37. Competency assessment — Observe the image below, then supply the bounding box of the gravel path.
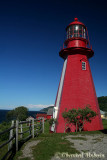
[18,140,41,160]
[51,134,107,160]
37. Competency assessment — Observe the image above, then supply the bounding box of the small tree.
[14,106,28,121]
[62,109,78,132]
[62,105,97,132]
[6,106,28,121]
[77,106,97,132]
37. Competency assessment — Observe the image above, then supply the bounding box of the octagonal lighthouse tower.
[51,18,103,133]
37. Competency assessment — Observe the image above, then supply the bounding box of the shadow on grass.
[1,144,16,160]
[101,129,107,134]
[1,136,32,160]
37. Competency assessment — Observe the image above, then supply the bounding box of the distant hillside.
[40,106,54,113]
[98,96,107,112]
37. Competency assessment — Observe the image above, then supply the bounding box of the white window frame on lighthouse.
[82,61,86,70]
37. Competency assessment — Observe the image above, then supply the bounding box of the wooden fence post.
[16,120,19,151]
[20,124,23,139]
[29,120,30,127]
[29,121,31,136]
[32,119,34,138]
[42,117,44,133]
[8,120,14,151]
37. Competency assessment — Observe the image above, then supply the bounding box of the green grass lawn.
[102,119,107,129]
[0,141,8,160]
[1,119,107,160]
[13,119,107,160]
[13,131,79,160]
[13,121,80,160]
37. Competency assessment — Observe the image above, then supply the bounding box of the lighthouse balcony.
[59,46,94,59]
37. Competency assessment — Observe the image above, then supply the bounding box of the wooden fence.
[0,118,44,158]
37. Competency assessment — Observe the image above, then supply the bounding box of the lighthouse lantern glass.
[67,25,86,39]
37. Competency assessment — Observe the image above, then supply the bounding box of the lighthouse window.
[74,25,79,37]
[74,25,79,30]
[66,25,86,39]
[83,28,86,38]
[82,62,86,70]
[75,25,79,30]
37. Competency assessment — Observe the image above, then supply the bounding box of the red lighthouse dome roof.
[66,18,86,29]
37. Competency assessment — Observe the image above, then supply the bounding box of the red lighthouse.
[51,18,103,133]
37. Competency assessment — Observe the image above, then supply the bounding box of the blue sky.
[0,0,107,111]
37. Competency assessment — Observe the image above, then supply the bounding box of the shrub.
[0,121,11,141]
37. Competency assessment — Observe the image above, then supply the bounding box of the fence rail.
[0,118,44,158]
[0,126,15,136]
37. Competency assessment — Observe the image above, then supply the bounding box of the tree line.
[98,96,107,112]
